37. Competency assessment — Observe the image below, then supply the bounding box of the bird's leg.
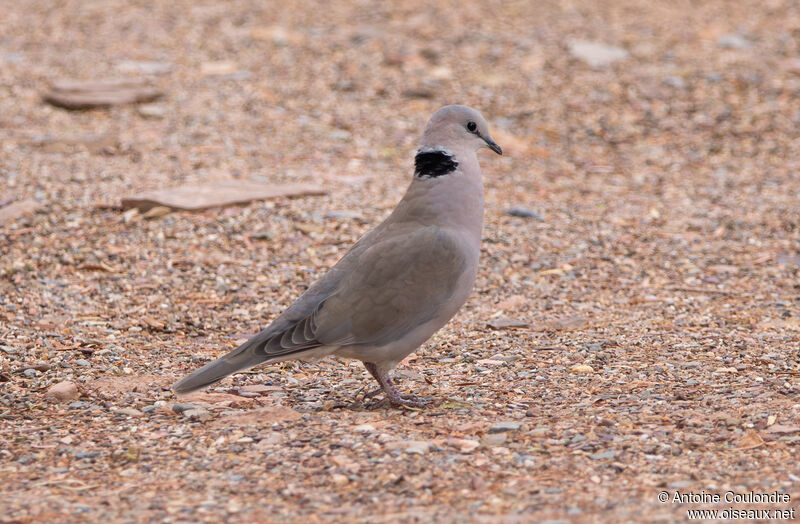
[363,362,426,408]
[362,387,383,399]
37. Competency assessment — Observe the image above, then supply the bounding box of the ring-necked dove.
[173,105,502,407]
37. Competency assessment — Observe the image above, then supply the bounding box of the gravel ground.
[1,0,799,522]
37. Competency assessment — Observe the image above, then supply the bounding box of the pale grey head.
[419,105,502,155]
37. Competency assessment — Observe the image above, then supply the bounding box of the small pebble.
[488,353,520,363]
[507,207,544,220]
[718,34,751,49]
[47,381,79,401]
[74,451,100,460]
[331,473,349,485]
[662,76,686,89]
[448,438,480,453]
[570,364,594,374]
[404,441,432,454]
[171,403,196,414]
[75,359,91,367]
[183,408,212,421]
[114,407,143,417]
[567,39,629,68]
[589,450,616,460]
[325,210,361,219]
[489,421,522,434]
[482,433,508,447]
[137,103,167,119]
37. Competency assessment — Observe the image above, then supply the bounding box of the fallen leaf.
[122,182,327,212]
[43,78,163,109]
[487,317,530,329]
[765,424,800,434]
[0,199,41,224]
[736,430,765,449]
[549,316,589,331]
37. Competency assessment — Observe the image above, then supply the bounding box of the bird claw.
[364,397,390,410]
[363,387,383,400]
[361,362,429,409]
[395,393,427,407]
[359,391,427,409]
[384,391,427,408]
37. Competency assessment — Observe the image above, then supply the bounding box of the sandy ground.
[1,0,799,522]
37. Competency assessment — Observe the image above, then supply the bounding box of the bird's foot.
[364,394,427,410]
[362,362,429,409]
[374,381,428,408]
[362,387,383,400]
[391,392,428,408]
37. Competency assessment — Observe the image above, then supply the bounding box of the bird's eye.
[466,121,477,133]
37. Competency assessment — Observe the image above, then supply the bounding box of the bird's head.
[420,105,502,156]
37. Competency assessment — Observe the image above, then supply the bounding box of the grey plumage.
[173,105,502,406]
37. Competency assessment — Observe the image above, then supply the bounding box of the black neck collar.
[414,149,458,179]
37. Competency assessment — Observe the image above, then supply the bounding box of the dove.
[173,105,502,406]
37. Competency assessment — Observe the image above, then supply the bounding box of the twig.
[666,286,738,296]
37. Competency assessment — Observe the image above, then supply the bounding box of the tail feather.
[172,333,272,395]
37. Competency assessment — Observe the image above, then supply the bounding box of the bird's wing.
[310,225,470,348]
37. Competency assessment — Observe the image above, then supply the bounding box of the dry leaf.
[765,424,800,434]
[0,199,41,224]
[570,364,595,374]
[550,316,590,331]
[736,430,765,449]
[487,317,530,329]
[122,182,327,212]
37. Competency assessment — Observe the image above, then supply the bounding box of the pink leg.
[363,362,427,408]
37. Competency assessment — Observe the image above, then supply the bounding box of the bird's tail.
[172,332,272,395]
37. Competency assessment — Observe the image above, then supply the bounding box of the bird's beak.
[484,136,502,155]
